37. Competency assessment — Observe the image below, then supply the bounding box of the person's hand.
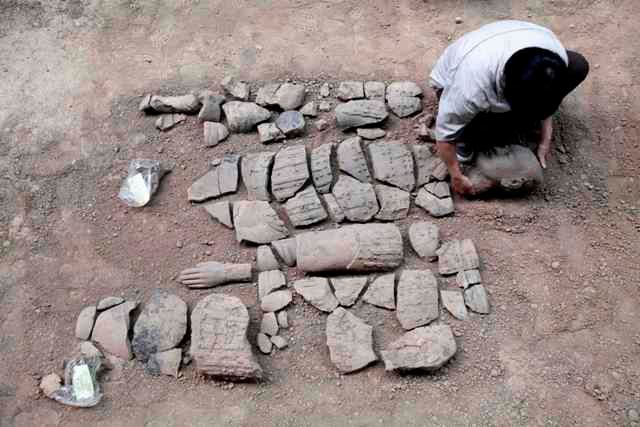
[537,137,551,169]
[451,173,475,195]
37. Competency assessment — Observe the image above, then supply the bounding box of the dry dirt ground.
[1,1,640,426]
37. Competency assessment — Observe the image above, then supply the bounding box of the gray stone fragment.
[293,277,339,312]
[415,187,454,217]
[318,101,332,112]
[357,128,386,140]
[79,341,103,358]
[456,269,481,289]
[274,83,306,110]
[132,289,188,362]
[221,76,249,101]
[441,290,468,320]
[191,294,262,379]
[203,201,233,228]
[323,193,345,223]
[425,181,451,199]
[277,311,288,329]
[386,81,422,98]
[437,239,480,275]
[319,83,331,98]
[143,94,201,113]
[270,335,288,349]
[464,285,490,314]
[337,136,371,182]
[332,276,368,307]
[197,90,225,122]
[222,101,271,133]
[257,122,285,144]
[432,158,449,181]
[257,245,280,272]
[374,185,410,221]
[261,290,293,312]
[272,238,297,267]
[241,152,275,201]
[233,201,289,244]
[40,373,62,399]
[408,221,439,260]
[258,270,286,299]
[256,83,281,107]
[412,145,439,187]
[363,273,395,309]
[381,324,456,371]
[260,312,279,336]
[364,81,386,99]
[367,141,415,191]
[337,81,364,100]
[188,154,240,202]
[91,301,138,360]
[146,348,181,377]
[97,296,124,311]
[315,119,330,131]
[284,186,328,227]
[155,113,187,131]
[257,333,272,354]
[203,122,229,147]
[300,102,318,117]
[396,270,439,330]
[387,96,422,118]
[335,100,388,129]
[75,306,97,340]
[332,175,379,222]
[310,143,335,193]
[276,111,306,137]
[326,308,377,373]
[271,145,309,201]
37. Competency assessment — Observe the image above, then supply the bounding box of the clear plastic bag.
[50,356,103,407]
[118,159,169,207]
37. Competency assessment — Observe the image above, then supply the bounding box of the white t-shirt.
[430,20,568,142]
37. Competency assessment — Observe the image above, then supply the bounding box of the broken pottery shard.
[256,83,281,106]
[155,113,187,131]
[197,90,225,122]
[203,201,233,228]
[425,181,451,199]
[319,83,331,97]
[415,187,454,217]
[284,186,327,227]
[396,270,439,330]
[293,277,339,313]
[241,152,275,201]
[222,101,271,133]
[367,141,415,191]
[326,308,377,373]
[203,122,229,147]
[335,100,388,129]
[411,145,438,187]
[178,262,252,289]
[258,270,286,299]
[432,158,449,181]
[332,174,379,222]
[272,238,297,267]
[49,357,103,407]
[257,333,272,354]
[437,239,480,275]
[260,312,279,336]
[221,76,249,101]
[277,311,288,329]
[441,290,468,320]
[387,96,422,118]
[257,245,280,272]
[363,273,395,309]
[132,289,187,362]
[310,143,335,193]
[408,221,439,260]
[79,341,102,358]
[381,324,456,372]
[318,101,332,112]
[142,94,200,113]
[364,81,386,100]
[271,145,310,201]
[187,154,240,202]
[258,122,285,144]
[97,296,124,311]
[190,294,262,380]
[274,83,306,110]
[337,136,371,182]
[296,224,403,273]
[275,111,306,137]
[464,285,490,314]
[270,335,288,349]
[357,127,386,140]
[386,81,423,98]
[374,185,410,221]
[300,102,318,117]
[456,269,481,289]
[337,81,364,101]
[261,290,292,312]
[146,348,181,377]
[91,301,138,360]
[75,306,97,340]
[233,201,289,244]
[331,276,368,307]
[118,159,169,207]
[323,193,345,223]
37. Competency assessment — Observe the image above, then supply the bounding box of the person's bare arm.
[537,117,553,169]
[436,141,474,195]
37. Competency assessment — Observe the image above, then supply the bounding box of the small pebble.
[455,17,463,24]
[176,241,183,249]
[628,409,639,421]
[551,261,560,270]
